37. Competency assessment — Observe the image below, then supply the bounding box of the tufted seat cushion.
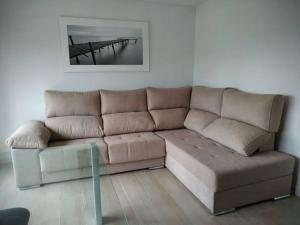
[104,132,166,164]
[156,129,294,192]
[40,138,108,173]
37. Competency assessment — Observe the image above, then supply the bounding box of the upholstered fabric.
[202,118,271,156]
[150,108,189,130]
[100,89,154,135]
[213,175,292,214]
[6,121,51,149]
[190,86,225,115]
[147,87,191,110]
[11,149,42,188]
[41,158,165,184]
[46,116,103,140]
[102,112,155,136]
[156,129,294,192]
[45,90,100,118]
[166,154,292,214]
[221,89,285,132]
[100,89,147,115]
[48,138,109,165]
[40,138,108,172]
[104,132,165,164]
[184,109,219,134]
[259,133,275,152]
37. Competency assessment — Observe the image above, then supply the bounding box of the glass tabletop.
[60,143,128,225]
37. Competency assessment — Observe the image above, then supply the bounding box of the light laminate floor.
[1,164,300,225]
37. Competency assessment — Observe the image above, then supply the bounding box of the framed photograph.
[59,17,149,72]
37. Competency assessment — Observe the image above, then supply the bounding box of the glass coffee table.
[65,143,128,225]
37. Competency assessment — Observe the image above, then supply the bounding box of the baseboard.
[0,150,12,164]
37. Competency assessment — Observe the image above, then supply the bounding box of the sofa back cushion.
[184,86,225,134]
[44,90,103,140]
[101,89,155,135]
[46,116,103,140]
[202,118,271,156]
[101,89,147,114]
[184,109,219,134]
[103,112,155,136]
[190,86,225,115]
[147,87,191,130]
[45,90,101,117]
[147,87,191,110]
[221,89,284,132]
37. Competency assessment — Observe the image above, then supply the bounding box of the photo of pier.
[67,25,143,65]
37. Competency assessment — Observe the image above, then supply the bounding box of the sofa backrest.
[44,90,103,140]
[184,86,225,134]
[100,89,155,136]
[200,89,285,155]
[221,89,284,132]
[147,87,191,130]
[43,86,285,155]
[45,90,101,117]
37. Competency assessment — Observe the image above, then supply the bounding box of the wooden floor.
[1,164,300,225]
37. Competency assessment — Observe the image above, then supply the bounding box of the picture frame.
[59,17,149,72]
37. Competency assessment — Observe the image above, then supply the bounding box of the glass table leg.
[91,143,102,225]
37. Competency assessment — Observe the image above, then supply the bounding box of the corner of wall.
[192,4,200,86]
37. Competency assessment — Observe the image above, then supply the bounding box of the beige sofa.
[6,86,295,215]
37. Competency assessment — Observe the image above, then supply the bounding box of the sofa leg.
[273,194,290,201]
[19,184,41,190]
[214,208,236,216]
[148,165,164,170]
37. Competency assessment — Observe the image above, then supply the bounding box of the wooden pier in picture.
[69,36,138,65]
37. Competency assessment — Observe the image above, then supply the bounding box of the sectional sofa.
[6,86,295,215]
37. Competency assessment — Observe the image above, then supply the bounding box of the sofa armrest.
[6,121,51,149]
[11,148,42,188]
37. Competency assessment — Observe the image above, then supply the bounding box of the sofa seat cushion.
[40,138,108,173]
[156,129,294,192]
[46,116,104,140]
[202,118,271,156]
[184,109,219,134]
[104,132,166,164]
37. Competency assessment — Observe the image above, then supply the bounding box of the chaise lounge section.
[6,86,295,215]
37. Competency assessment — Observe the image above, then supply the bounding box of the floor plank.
[1,164,300,225]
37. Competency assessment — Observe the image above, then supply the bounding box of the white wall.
[0,0,195,163]
[194,0,300,195]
